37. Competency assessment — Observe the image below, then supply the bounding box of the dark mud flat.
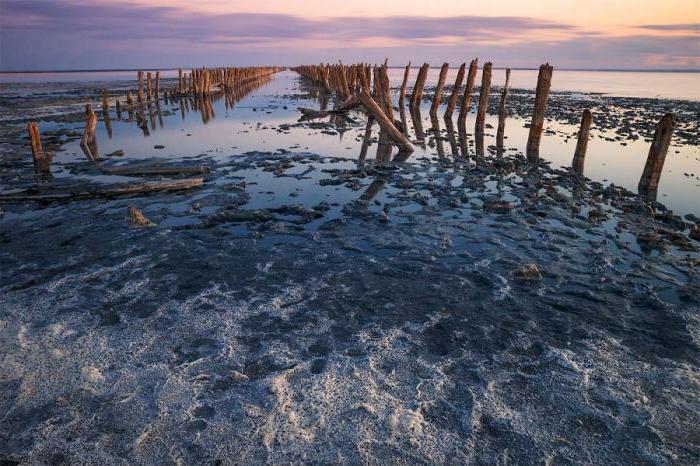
[1,73,700,465]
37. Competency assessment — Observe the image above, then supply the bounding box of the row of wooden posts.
[293,61,674,198]
[27,67,283,173]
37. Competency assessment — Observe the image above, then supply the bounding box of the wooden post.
[102,90,109,113]
[638,113,675,195]
[526,63,554,161]
[28,122,52,174]
[359,90,413,153]
[410,63,429,109]
[379,66,394,122]
[147,72,152,100]
[137,71,144,102]
[178,68,183,93]
[445,62,466,119]
[80,105,99,160]
[155,71,160,99]
[458,59,478,125]
[126,91,133,106]
[399,62,411,105]
[430,62,449,115]
[496,68,511,147]
[572,109,592,175]
[475,62,492,133]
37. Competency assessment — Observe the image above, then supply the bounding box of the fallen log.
[0,178,204,204]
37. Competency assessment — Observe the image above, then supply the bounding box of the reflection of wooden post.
[638,113,674,195]
[526,63,554,161]
[496,68,511,148]
[458,59,478,125]
[359,90,413,153]
[399,62,411,104]
[28,122,52,174]
[137,71,144,102]
[475,62,492,133]
[430,63,449,115]
[572,109,592,175]
[445,62,465,118]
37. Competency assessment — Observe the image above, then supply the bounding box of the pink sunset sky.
[0,0,698,70]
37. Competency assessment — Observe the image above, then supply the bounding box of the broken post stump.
[430,62,449,115]
[638,113,675,196]
[526,63,554,161]
[572,109,592,175]
[475,62,492,133]
[27,122,52,174]
[359,90,414,154]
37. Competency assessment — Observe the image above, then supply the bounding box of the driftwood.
[359,90,413,153]
[638,113,675,196]
[102,165,211,176]
[0,178,205,204]
[526,63,554,161]
[572,109,592,174]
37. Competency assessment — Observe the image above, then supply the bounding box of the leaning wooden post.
[28,122,52,174]
[359,90,414,153]
[445,62,466,119]
[638,113,675,196]
[496,68,511,146]
[458,58,478,125]
[137,71,144,102]
[155,71,160,99]
[526,63,554,161]
[572,109,592,175]
[379,65,394,122]
[475,62,492,133]
[399,62,411,105]
[430,62,449,115]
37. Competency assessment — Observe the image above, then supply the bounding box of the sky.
[0,0,698,71]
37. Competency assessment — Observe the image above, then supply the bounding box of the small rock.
[515,264,542,281]
[154,145,165,149]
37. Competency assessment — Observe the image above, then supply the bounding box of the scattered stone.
[515,264,542,281]
[126,206,156,227]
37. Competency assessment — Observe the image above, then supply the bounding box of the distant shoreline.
[0,67,698,74]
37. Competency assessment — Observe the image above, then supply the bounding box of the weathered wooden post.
[430,63,449,115]
[445,62,466,119]
[638,113,675,196]
[146,72,153,100]
[410,63,429,109]
[458,59,478,125]
[475,62,492,134]
[379,65,394,122]
[115,99,122,119]
[178,68,183,93]
[102,90,112,138]
[155,71,160,99]
[399,62,411,105]
[572,109,592,175]
[27,122,52,174]
[526,63,554,161]
[80,104,99,160]
[137,71,144,102]
[496,68,511,148]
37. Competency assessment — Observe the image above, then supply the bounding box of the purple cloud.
[0,0,698,70]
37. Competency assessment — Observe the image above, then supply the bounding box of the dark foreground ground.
[1,73,699,464]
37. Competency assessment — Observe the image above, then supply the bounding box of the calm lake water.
[2,68,699,100]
